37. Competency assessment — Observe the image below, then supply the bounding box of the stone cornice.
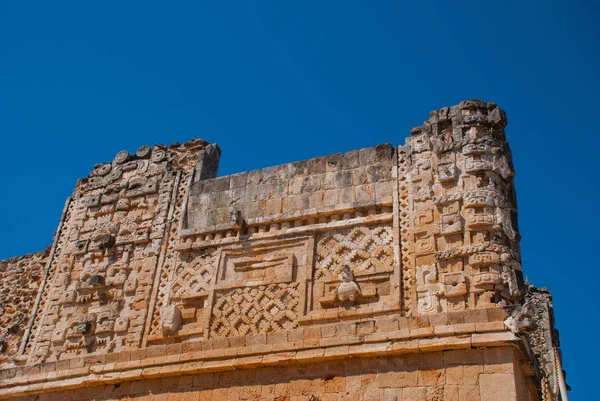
[0,312,516,400]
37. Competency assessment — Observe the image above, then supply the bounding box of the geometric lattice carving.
[169,251,216,300]
[210,283,299,337]
[0,101,560,401]
[146,169,196,341]
[315,224,394,280]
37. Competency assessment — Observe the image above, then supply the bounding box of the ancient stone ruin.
[0,100,568,400]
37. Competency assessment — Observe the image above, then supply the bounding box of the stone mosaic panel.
[210,283,300,337]
[0,100,562,401]
[313,222,395,312]
[315,224,394,280]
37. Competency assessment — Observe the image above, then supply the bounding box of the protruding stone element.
[96,163,111,176]
[87,275,105,287]
[416,264,443,314]
[229,210,243,228]
[76,321,92,335]
[151,147,166,162]
[115,150,130,164]
[195,143,221,181]
[335,265,361,303]
[0,101,566,401]
[98,234,114,249]
[136,145,151,158]
[160,305,181,332]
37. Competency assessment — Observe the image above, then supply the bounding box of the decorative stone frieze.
[0,100,567,401]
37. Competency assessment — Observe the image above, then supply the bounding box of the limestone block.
[479,373,516,401]
[0,101,559,401]
[160,306,181,332]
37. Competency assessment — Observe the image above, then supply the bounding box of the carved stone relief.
[404,100,523,314]
[314,223,394,312]
[335,266,361,303]
[315,224,394,280]
[23,140,211,362]
[147,235,313,342]
[2,100,529,369]
[211,283,300,337]
[0,101,561,401]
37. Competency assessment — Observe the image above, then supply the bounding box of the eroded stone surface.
[0,251,47,364]
[0,101,566,400]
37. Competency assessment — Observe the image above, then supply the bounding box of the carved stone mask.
[339,266,353,282]
[76,321,92,335]
[88,275,105,287]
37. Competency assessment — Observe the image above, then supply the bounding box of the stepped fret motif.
[0,101,565,401]
[210,283,299,337]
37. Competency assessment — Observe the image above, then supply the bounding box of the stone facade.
[0,100,567,400]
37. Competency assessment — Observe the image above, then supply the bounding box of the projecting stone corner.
[0,100,567,401]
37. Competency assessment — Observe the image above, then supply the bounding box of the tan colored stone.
[419,336,471,352]
[418,368,445,386]
[445,384,459,401]
[446,365,464,384]
[324,376,345,393]
[464,309,489,324]
[454,323,476,334]
[459,385,481,401]
[471,332,517,347]
[0,101,558,401]
[483,348,514,374]
[409,327,434,338]
[479,373,516,401]
[463,365,483,385]
[402,386,427,401]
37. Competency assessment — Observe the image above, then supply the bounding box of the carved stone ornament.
[151,147,166,162]
[0,102,567,401]
[136,145,151,158]
[335,265,361,303]
[115,150,130,164]
[160,305,182,332]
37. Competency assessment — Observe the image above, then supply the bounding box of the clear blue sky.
[1,1,597,398]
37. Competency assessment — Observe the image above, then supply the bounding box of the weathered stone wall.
[0,251,48,363]
[0,100,566,400]
[2,347,534,401]
[185,144,394,235]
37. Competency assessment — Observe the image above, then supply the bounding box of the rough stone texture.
[0,251,48,364]
[184,144,394,235]
[0,101,567,400]
[0,349,532,401]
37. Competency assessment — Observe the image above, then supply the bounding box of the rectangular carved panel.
[312,222,395,315]
[217,246,295,289]
[210,283,299,337]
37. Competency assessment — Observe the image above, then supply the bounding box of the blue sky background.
[1,1,597,398]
